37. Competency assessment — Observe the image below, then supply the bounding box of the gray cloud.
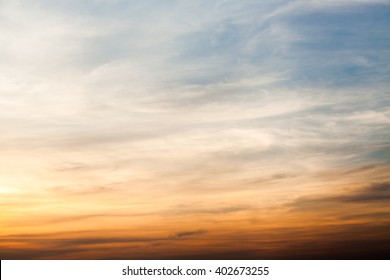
[342,182,390,202]
[290,182,390,211]
[1,229,208,249]
[339,211,390,221]
[169,204,252,216]
[173,230,208,238]
[0,247,87,260]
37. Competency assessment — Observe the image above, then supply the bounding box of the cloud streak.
[290,182,390,212]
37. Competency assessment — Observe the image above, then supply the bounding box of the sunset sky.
[1,0,390,259]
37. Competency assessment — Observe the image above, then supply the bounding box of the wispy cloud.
[0,0,389,259]
[289,182,390,212]
[173,230,207,238]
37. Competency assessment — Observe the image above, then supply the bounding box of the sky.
[0,0,390,259]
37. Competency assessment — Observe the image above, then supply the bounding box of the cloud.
[290,182,390,211]
[0,247,87,260]
[339,211,390,221]
[169,204,252,216]
[342,182,390,202]
[1,0,389,260]
[173,230,207,238]
[1,229,208,246]
[0,0,388,201]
